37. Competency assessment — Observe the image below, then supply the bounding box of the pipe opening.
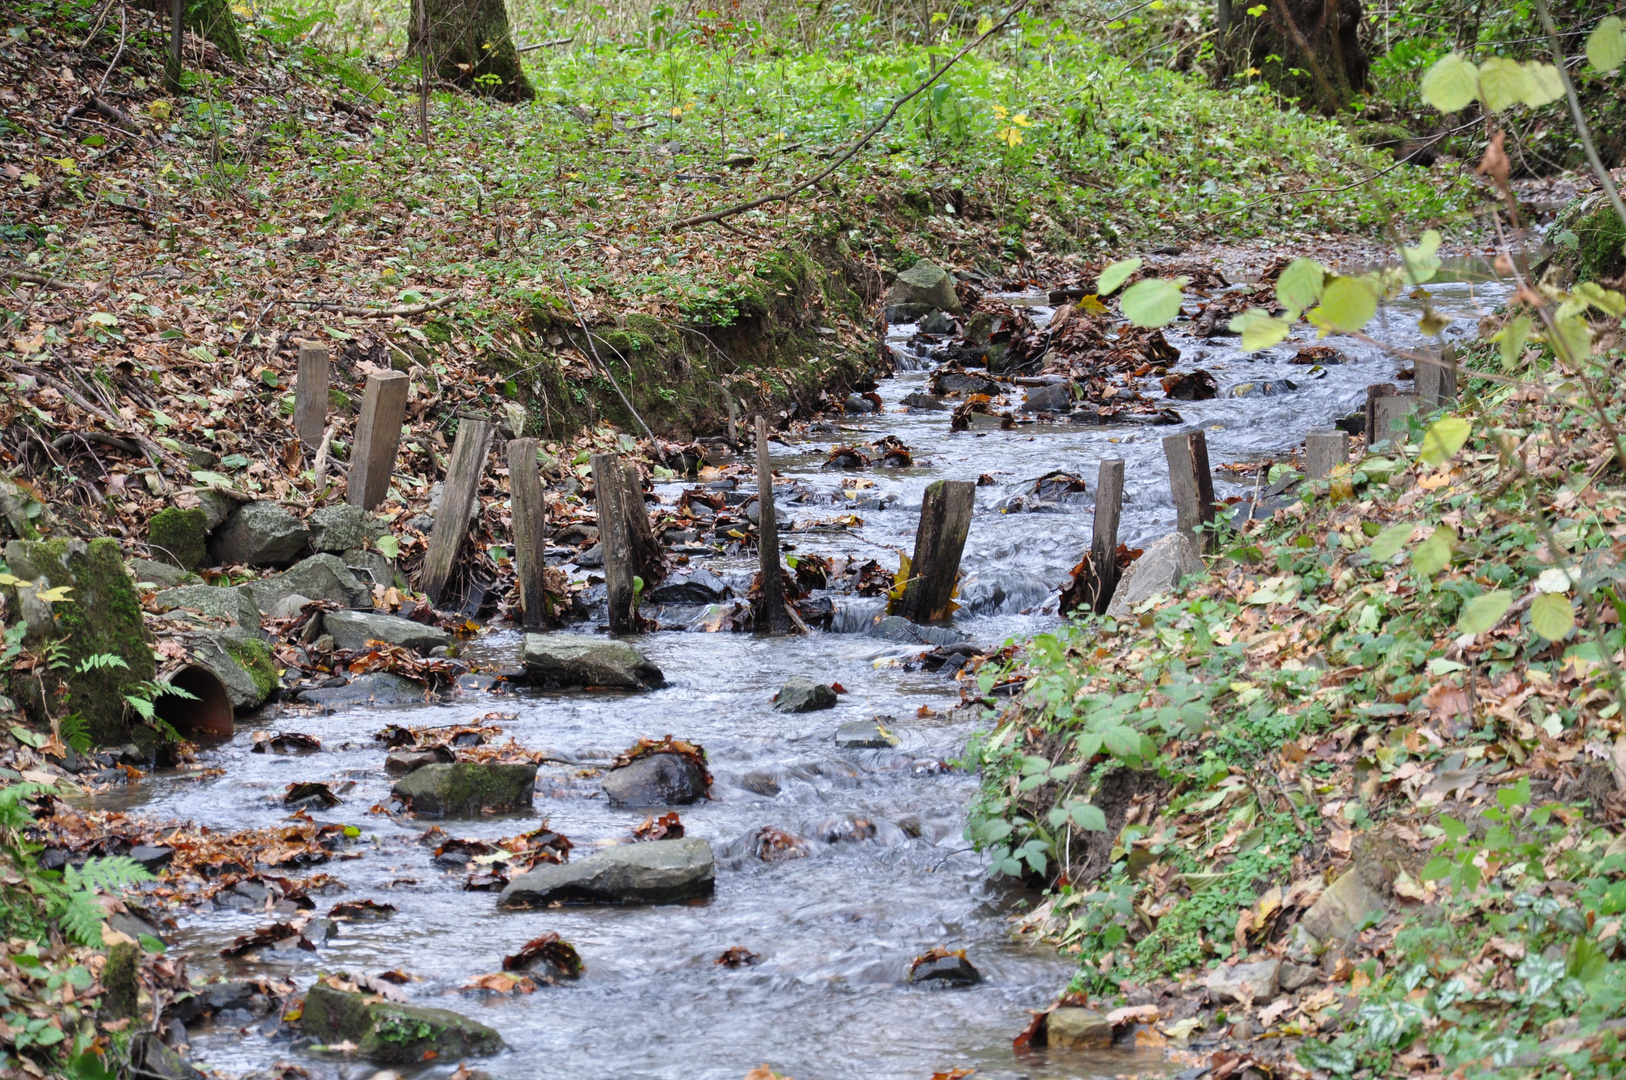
[155,665,234,737]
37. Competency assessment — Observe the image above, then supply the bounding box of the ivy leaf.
[1530,593,1576,641]
[1457,589,1513,636]
[1419,415,1471,467]
[1420,52,1480,112]
[1228,308,1292,351]
[1368,522,1413,563]
[1096,257,1142,297]
[1309,276,1378,333]
[1119,277,1185,328]
[1275,258,1326,313]
[1588,16,1625,73]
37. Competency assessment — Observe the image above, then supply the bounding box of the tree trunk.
[1252,0,1368,114]
[408,0,534,103]
[145,0,245,65]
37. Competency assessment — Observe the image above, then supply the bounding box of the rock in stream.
[498,836,714,907]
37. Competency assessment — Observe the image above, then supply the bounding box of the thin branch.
[278,295,459,317]
[559,284,661,452]
[661,0,1031,232]
[1535,0,1626,231]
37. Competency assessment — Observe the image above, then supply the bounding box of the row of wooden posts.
[291,340,1457,632]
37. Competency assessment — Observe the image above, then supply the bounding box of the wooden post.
[1364,383,1397,446]
[1373,394,1419,446]
[294,341,329,452]
[1416,345,1458,407]
[1162,429,1216,550]
[508,438,550,629]
[1089,458,1125,615]
[896,479,976,624]
[347,370,410,511]
[1306,430,1350,480]
[727,396,739,446]
[590,453,636,634]
[754,416,793,636]
[419,419,495,606]
[622,463,666,587]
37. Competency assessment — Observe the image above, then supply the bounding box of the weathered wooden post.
[508,438,549,629]
[1306,430,1350,480]
[1364,383,1397,446]
[419,418,495,606]
[1415,345,1458,407]
[294,341,329,453]
[1162,429,1217,550]
[347,370,410,511]
[1372,394,1419,447]
[622,463,666,588]
[727,396,740,446]
[896,479,976,623]
[1089,458,1125,614]
[590,453,637,634]
[754,416,793,635]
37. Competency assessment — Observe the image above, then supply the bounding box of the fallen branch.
[661,0,1031,232]
[517,37,573,52]
[280,295,459,317]
[1,267,82,290]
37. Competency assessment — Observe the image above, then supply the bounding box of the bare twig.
[278,295,459,317]
[516,37,573,52]
[662,0,1031,232]
[1,268,83,290]
[95,4,128,96]
[559,284,660,452]
[1535,0,1626,230]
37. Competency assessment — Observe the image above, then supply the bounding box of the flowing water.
[97,268,1507,1080]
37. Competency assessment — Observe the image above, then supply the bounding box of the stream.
[95,265,1507,1080]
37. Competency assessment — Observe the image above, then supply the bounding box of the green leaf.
[1499,314,1532,369]
[1520,61,1564,107]
[1096,257,1141,296]
[1275,258,1326,313]
[1549,313,1592,362]
[1457,589,1513,635]
[1441,816,1469,841]
[1103,725,1143,760]
[1419,415,1471,467]
[1530,592,1576,641]
[1309,276,1378,333]
[10,724,45,749]
[1476,55,1530,112]
[1070,801,1108,831]
[1368,522,1413,563]
[1573,282,1626,318]
[374,534,401,559]
[1401,230,1442,284]
[190,470,236,488]
[1411,526,1455,576]
[1119,277,1184,328]
[1420,52,1480,112]
[1228,308,1292,351]
[1421,855,1457,881]
[1588,16,1626,72]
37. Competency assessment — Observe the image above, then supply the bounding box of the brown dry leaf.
[1257,996,1294,1028]
[742,1068,793,1080]
[463,972,536,994]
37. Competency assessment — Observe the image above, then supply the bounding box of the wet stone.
[910,953,982,986]
[1047,1006,1113,1049]
[866,615,969,647]
[772,677,837,713]
[602,753,709,807]
[323,610,450,653]
[391,762,538,817]
[385,748,452,775]
[300,983,504,1064]
[900,392,950,412]
[299,672,428,707]
[646,568,728,604]
[128,845,174,872]
[498,836,715,907]
[835,718,901,749]
[1022,382,1073,413]
[738,771,781,797]
[521,632,665,690]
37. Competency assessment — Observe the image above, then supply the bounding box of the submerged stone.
[601,753,709,806]
[772,677,837,713]
[1046,1006,1112,1049]
[498,836,715,907]
[391,762,537,816]
[520,632,664,689]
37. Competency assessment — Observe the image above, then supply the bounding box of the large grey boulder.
[323,610,449,653]
[498,837,714,907]
[772,677,836,713]
[246,554,371,611]
[209,502,310,567]
[153,584,262,631]
[601,753,708,806]
[300,983,503,1064]
[190,628,277,711]
[1105,533,1204,617]
[884,261,964,322]
[307,504,369,554]
[392,762,537,816]
[521,633,664,689]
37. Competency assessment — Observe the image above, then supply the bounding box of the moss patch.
[390,762,537,816]
[4,538,155,746]
[148,506,208,571]
[220,635,277,701]
[1575,202,1626,282]
[300,983,504,1064]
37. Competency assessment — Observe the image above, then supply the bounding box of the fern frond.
[60,891,107,947]
[65,856,154,894]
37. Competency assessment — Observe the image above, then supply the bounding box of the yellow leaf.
[35,586,74,602]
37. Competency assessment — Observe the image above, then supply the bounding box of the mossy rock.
[300,983,504,1064]
[148,506,208,571]
[4,538,155,746]
[1540,194,1626,284]
[390,762,537,816]
[421,320,454,345]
